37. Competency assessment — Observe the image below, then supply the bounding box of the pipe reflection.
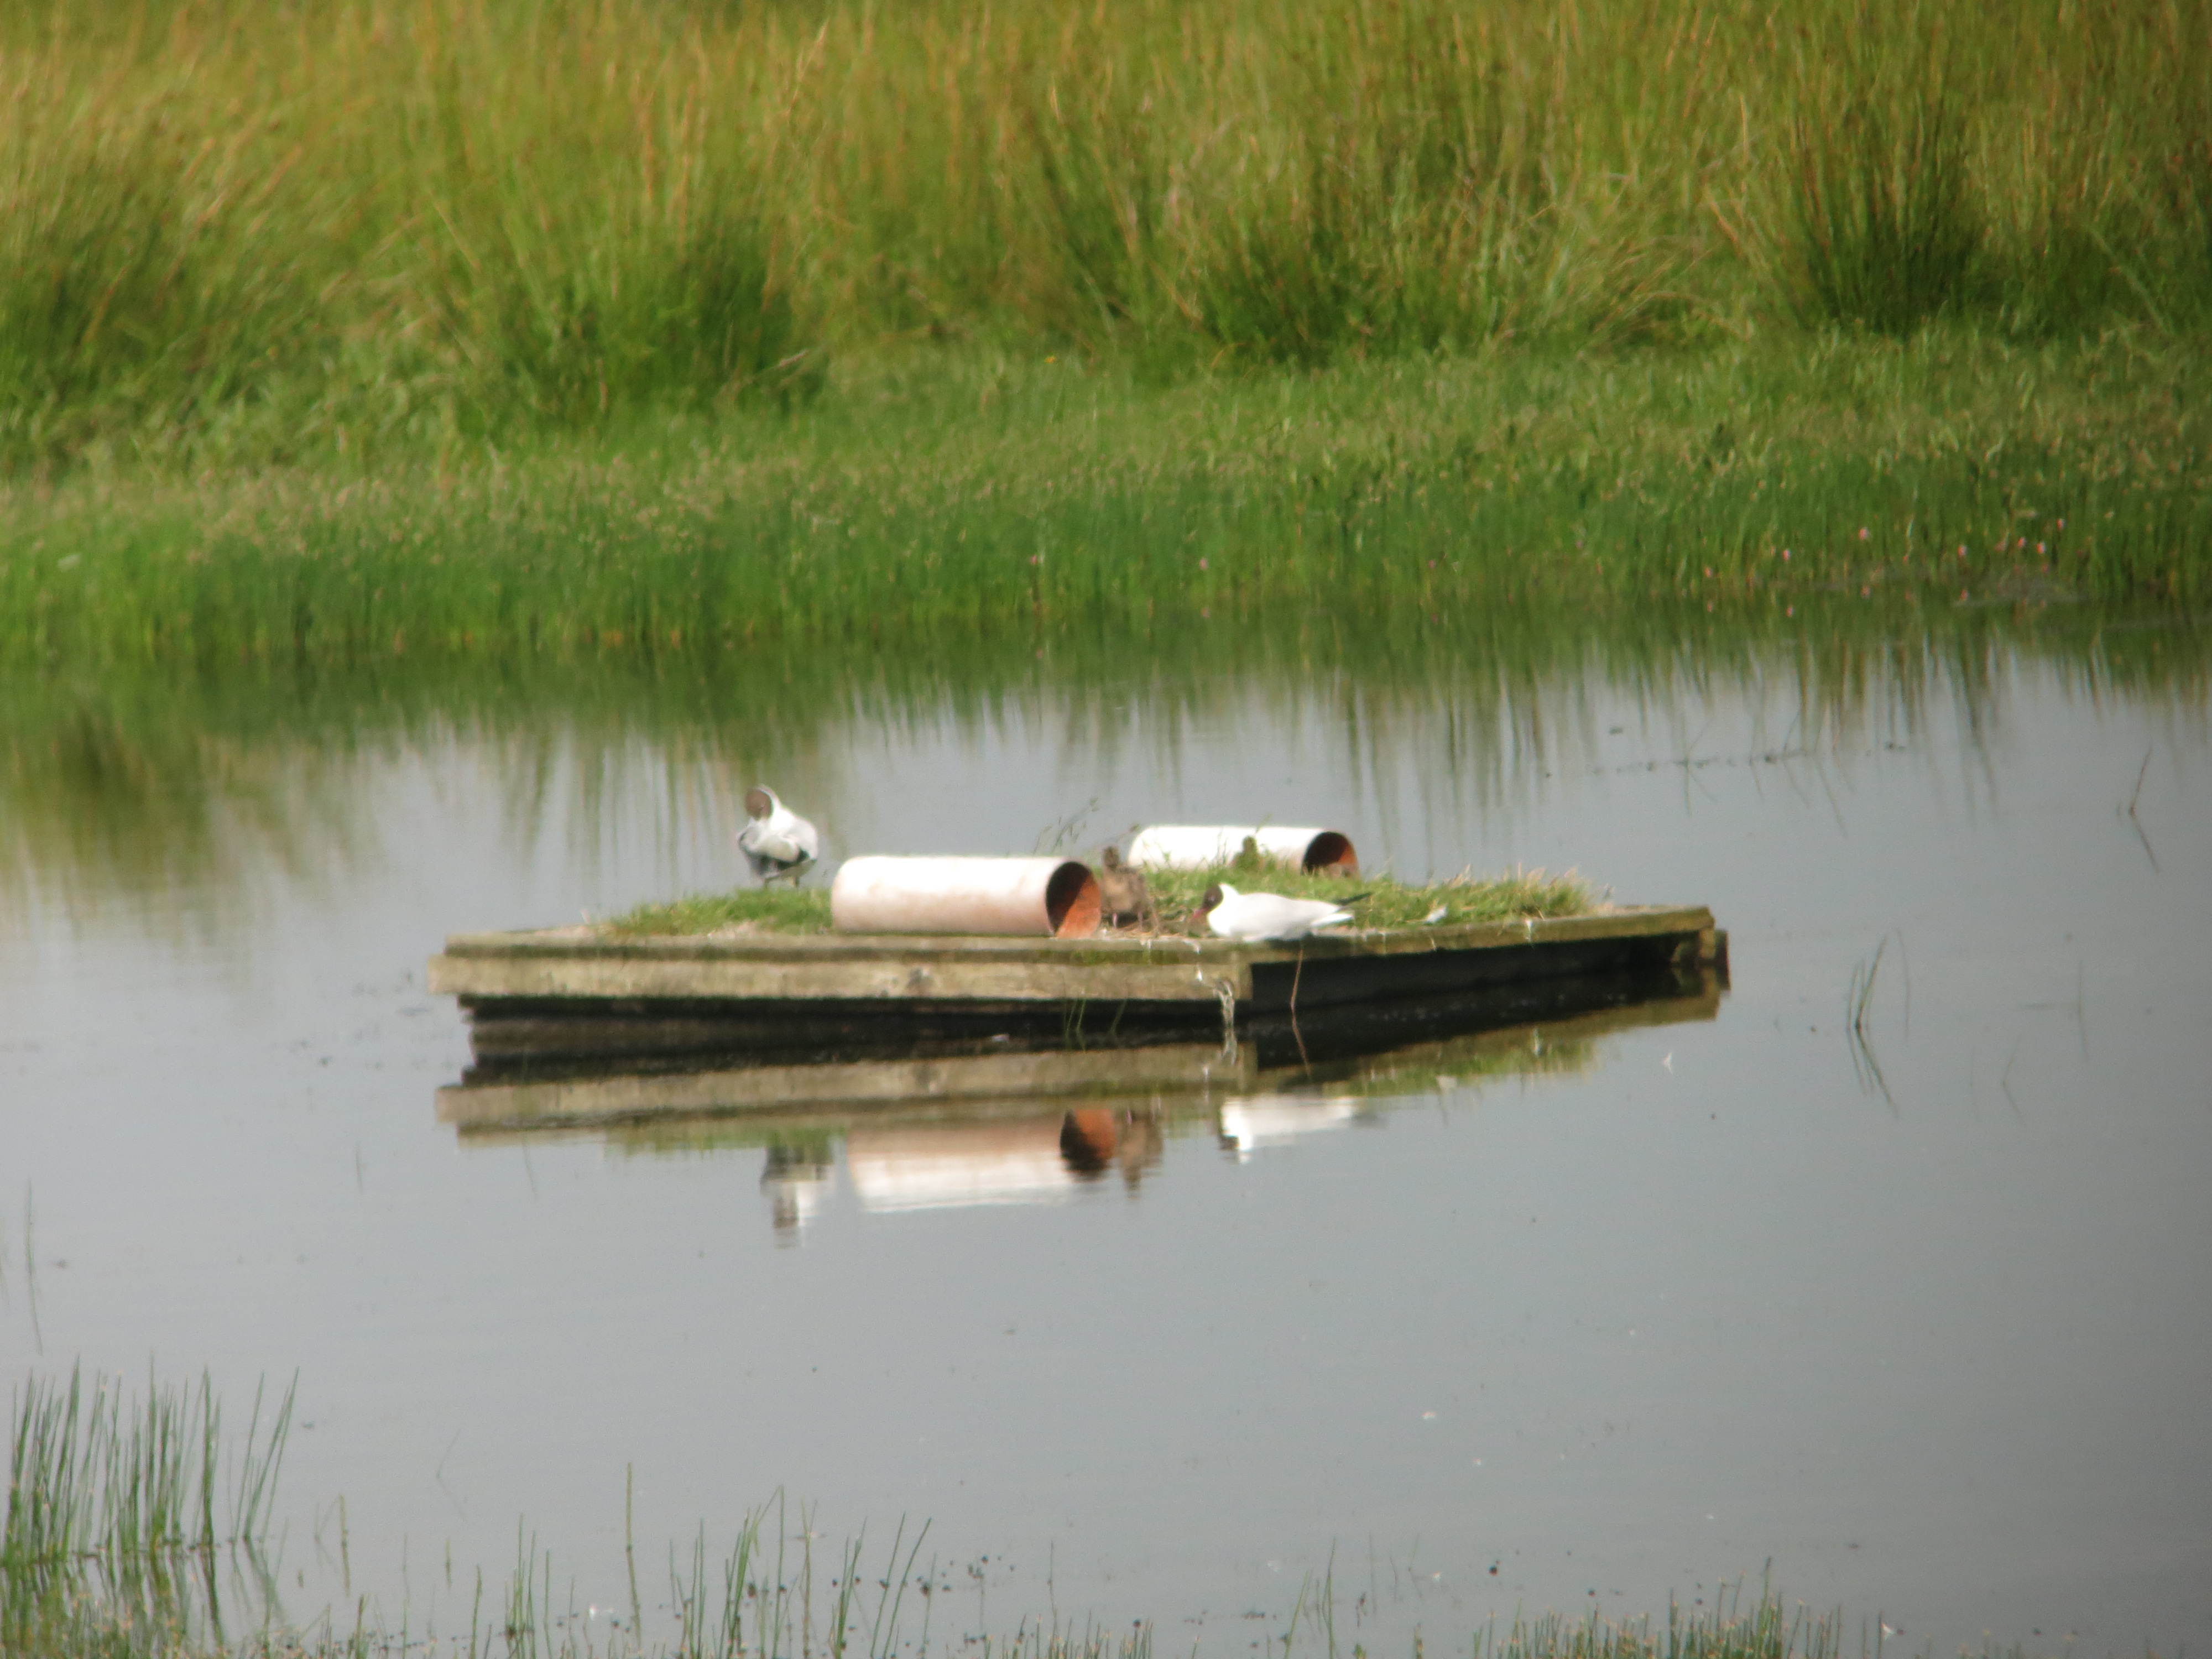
[441,971,1721,1239]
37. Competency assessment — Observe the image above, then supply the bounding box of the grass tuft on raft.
[604,867,1594,938]
[607,888,834,937]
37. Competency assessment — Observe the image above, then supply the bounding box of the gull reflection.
[1217,1094,1367,1160]
[760,1142,835,1241]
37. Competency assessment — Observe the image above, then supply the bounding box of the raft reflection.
[438,969,1720,1240]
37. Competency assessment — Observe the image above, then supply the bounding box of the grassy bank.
[2,332,2207,670]
[3,0,2210,472]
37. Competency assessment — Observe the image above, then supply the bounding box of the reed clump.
[0,0,2208,470]
[2,1367,293,1656]
[3,1373,1866,1659]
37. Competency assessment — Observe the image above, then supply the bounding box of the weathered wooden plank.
[430,907,1722,1073]
[436,904,1709,963]
[429,950,1246,1004]
[437,969,1723,1138]
[437,1041,1230,1131]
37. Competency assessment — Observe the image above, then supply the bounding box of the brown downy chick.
[1097,845,1155,929]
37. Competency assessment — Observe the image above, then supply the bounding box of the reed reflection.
[7,603,2202,944]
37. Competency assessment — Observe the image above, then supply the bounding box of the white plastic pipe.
[1124,825,1359,876]
[830,855,1102,937]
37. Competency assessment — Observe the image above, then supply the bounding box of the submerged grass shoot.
[3,1367,294,1656]
[4,1370,1885,1659]
[3,1366,293,1572]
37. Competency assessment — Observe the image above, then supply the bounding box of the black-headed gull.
[738,786,820,885]
[1196,883,1355,941]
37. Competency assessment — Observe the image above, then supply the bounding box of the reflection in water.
[442,975,1719,1237]
[1216,1095,1367,1160]
[760,1142,835,1241]
[4,604,2204,944]
[845,1110,1162,1213]
[8,604,2210,1657]
[760,1110,1166,1235]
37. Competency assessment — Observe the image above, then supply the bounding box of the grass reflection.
[2,601,2205,938]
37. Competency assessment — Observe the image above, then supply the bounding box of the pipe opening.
[1302,832,1359,875]
[1046,860,1102,937]
[1059,1109,1120,1176]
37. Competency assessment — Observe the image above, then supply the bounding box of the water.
[3,609,2209,1657]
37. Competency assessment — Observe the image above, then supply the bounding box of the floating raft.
[429,904,1725,1065]
[437,971,1723,1139]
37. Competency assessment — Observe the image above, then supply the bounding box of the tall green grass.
[0,0,2208,468]
[3,1367,293,1655]
[4,1368,293,1571]
[2,333,2205,671]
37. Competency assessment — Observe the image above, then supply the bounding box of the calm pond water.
[3,607,2209,1657]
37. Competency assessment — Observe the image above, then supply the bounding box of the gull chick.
[738,786,820,886]
[1196,883,1356,942]
[1097,846,1155,928]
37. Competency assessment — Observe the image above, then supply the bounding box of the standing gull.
[738,786,820,886]
[1194,883,1357,942]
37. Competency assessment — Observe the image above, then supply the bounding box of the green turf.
[603,864,1593,938]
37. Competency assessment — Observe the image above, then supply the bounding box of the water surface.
[3,608,2208,1656]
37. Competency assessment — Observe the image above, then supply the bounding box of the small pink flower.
[1858,527,1871,541]
[1781,549,1791,561]
[2036,542,2046,555]
[1197,557,1208,570]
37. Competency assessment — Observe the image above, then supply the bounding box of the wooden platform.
[429,904,1724,1064]
[437,971,1724,1139]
